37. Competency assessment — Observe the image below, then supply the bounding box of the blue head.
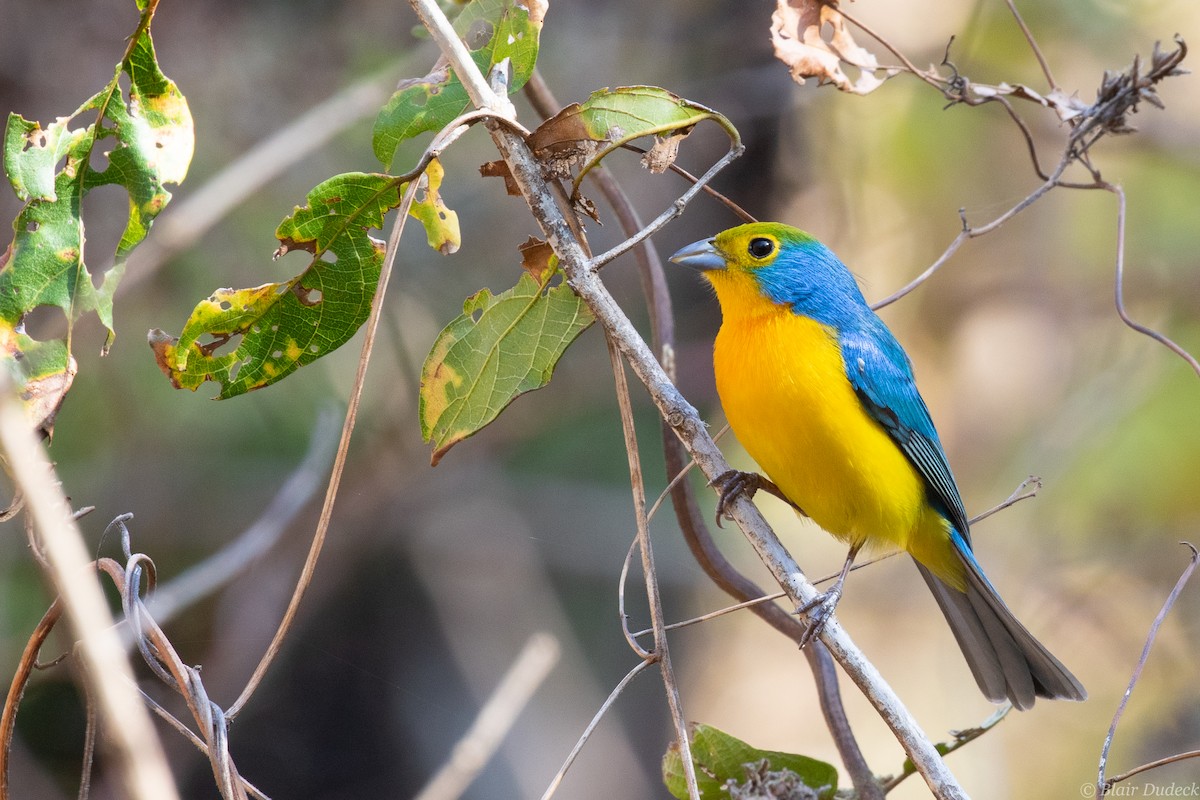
[670,222,871,328]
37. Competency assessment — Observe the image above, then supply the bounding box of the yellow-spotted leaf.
[373,0,545,168]
[150,173,402,398]
[420,269,593,465]
[1,3,192,434]
[662,724,837,800]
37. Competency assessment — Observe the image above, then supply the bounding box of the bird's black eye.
[748,237,775,259]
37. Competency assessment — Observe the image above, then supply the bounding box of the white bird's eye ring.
[748,238,774,259]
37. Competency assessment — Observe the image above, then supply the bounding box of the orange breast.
[713,305,960,583]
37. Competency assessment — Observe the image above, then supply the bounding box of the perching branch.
[408,1,968,796]
[524,70,881,800]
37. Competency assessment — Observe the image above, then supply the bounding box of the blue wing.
[839,316,972,540]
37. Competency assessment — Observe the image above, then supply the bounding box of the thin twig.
[990,95,1050,180]
[1102,182,1200,378]
[882,705,1013,792]
[226,166,416,720]
[617,539,654,660]
[1004,0,1058,90]
[968,476,1041,525]
[413,633,561,800]
[605,333,700,800]
[0,602,62,800]
[630,592,786,639]
[1099,542,1200,796]
[872,156,1069,310]
[0,380,179,800]
[589,145,744,270]
[224,105,490,719]
[78,681,97,800]
[539,660,655,800]
[618,143,755,224]
[1103,749,1200,790]
[836,6,945,94]
[633,476,1042,637]
[644,426,733,524]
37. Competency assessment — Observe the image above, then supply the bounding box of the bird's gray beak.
[669,238,727,271]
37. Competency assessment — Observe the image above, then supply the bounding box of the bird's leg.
[710,470,806,527]
[796,541,863,648]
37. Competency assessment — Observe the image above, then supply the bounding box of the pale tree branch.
[0,378,179,800]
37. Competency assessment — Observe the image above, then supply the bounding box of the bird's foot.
[710,470,804,527]
[710,470,760,527]
[795,587,843,648]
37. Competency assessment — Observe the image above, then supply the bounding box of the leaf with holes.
[0,6,193,434]
[662,723,837,799]
[150,173,402,398]
[373,0,545,168]
[527,86,738,192]
[420,268,593,465]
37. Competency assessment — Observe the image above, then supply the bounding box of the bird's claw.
[709,470,763,528]
[796,587,843,648]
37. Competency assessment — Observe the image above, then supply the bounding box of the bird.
[670,221,1085,710]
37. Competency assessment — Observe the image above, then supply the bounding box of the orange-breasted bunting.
[671,222,1085,710]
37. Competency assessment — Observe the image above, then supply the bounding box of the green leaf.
[150,173,403,398]
[662,724,838,800]
[528,86,739,191]
[1,7,193,434]
[373,0,544,167]
[419,268,593,465]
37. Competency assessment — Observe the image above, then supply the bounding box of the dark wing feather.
[838,319,972,538]
[839,314,1086,707]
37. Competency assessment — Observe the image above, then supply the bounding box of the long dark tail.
[915,535,1086,710]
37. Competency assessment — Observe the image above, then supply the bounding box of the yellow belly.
[714,308,956,578]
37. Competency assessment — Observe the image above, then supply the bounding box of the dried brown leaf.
[480,160,522,196]
[641,132,687,174]
[770,0,895,95]
[518,236,556,284]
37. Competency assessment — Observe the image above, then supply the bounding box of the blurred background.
[2,0,1199,798]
